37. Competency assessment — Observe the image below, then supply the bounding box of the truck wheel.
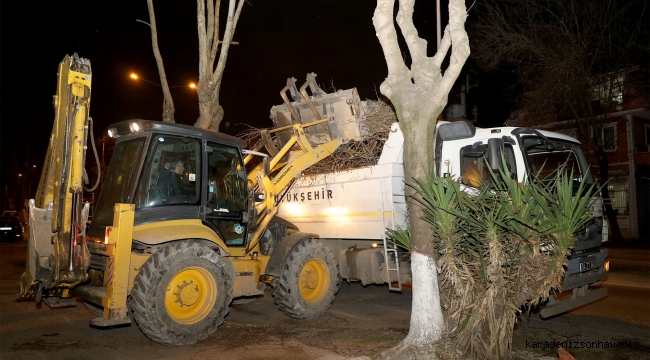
[272,239,340,319]
[130,242,233,345]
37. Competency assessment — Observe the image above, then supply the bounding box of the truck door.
[205,142,248,246]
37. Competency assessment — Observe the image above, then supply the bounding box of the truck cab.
[435,121,609,316]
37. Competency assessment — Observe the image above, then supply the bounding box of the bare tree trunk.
[194,0,244,131]
[373,0,470,353]
[143,0,244,128]
[145,0,175,123]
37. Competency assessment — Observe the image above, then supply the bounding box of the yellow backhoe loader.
[19,55,362,345]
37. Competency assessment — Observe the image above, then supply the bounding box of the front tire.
[272,239,340,319]
[130,242,233,345]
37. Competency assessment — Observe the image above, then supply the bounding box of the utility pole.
[436,0,441,49]
[102,133,106,168]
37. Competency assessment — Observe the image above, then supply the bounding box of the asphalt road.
[1,241,648,360]
[568,244,650,327]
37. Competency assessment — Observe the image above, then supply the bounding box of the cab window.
[134,135,201,208]
[93,138,145,227]
[523,138,591,195]
[460,143,517,187]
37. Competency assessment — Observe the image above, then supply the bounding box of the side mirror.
[487,138,504,171]
[437,121,476,141]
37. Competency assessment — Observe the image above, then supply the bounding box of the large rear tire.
[130,242,233,345]
[272,239,340,319]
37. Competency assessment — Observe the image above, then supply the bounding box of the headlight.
[108,127,119,138]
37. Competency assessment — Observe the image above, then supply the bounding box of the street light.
[129,73,162,87]
[129,72,196,89]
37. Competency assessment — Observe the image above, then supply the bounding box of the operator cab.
[87,120,250,247]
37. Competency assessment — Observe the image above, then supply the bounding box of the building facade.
[507,79,650,240]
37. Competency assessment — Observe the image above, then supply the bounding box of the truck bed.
[277,123,408,240]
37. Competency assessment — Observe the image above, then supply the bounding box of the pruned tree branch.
[135,19,151,27]
[194,0,246,131]
[432,27,450,68]
[145,0,175,123]
[209,0,245,86]
[209,1,221,71]
[373,0,410,99]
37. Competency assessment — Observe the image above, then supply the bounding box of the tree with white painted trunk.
[372,0,470,352]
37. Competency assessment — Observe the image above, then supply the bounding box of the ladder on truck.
[380,176,402,291]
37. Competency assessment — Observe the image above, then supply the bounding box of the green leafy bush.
[387,160,596,359]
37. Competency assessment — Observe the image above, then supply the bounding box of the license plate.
[580,260,595,272]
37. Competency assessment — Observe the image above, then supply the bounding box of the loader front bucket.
[269,73,367,148]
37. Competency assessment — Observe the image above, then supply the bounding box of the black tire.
[83,301,104,317]
[272,239,341,319]
[130,242,233,345]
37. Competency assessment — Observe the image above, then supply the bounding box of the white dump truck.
[272,84,609,318]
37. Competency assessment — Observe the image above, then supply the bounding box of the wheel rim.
[299,258,330,304]
[165,266,216,324]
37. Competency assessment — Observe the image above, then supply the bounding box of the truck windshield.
[522,137,594,194]
[92,137,146,228]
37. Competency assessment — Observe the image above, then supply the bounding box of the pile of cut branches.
[302,99,397,175]
[238,99,397,175]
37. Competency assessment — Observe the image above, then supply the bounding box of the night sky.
[1,1,511,201]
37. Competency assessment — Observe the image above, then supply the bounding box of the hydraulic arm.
[19,54,93,303]
[243,119,341,252]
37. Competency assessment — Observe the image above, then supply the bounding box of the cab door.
[205,142,248,246]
